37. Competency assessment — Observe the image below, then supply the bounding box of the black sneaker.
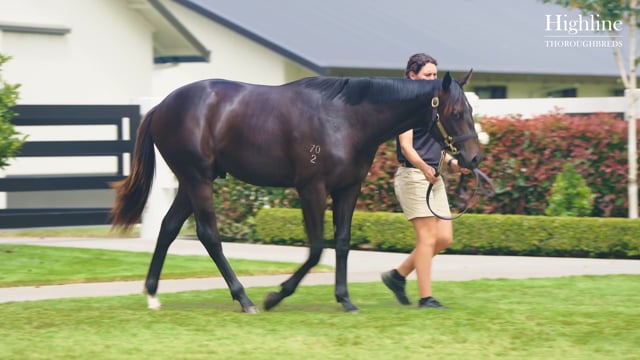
[381,270,411,305]
[418,296,449,309]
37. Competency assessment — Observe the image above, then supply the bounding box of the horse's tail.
[110,107,157,232]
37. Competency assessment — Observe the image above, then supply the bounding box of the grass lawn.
[1,229,638,358]
[0,244,332,287]
[1,275,638,359]
[0,225,142,238]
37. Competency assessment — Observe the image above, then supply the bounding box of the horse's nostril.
[470,155,480,169]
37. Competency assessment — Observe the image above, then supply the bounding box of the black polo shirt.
[396,124,442,168]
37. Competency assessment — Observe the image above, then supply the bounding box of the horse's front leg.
[263,183,327,311]
[331,184,361,313]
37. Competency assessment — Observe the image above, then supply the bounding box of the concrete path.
[1,237,639,304]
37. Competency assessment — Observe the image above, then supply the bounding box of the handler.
[381,53,469,309]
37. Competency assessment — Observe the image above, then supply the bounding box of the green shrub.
[254,208,640,259]
[0,54,25,168]
[545,162,594,217]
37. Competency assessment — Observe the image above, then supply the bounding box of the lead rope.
[426,150,484,221]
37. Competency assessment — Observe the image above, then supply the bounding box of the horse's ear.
[442,72,452,91]
[458,69,473,88]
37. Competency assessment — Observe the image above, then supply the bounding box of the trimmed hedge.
[255,208,640,259]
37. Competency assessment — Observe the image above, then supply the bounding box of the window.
[547,88,577,98]
[473,86,507,99]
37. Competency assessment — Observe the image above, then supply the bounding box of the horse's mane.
[297,76,441,105]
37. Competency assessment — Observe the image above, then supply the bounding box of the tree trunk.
[627,89,638,218]
[627,0,638,218]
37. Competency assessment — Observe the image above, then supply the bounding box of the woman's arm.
[398,130,438,183]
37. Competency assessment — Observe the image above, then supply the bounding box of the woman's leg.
[411,216,438,298]
[396,217,452,278]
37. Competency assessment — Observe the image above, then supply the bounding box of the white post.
[626,89,639,219]
[136,97,177,240]
[465,92,480,113]
[140,146,177,240]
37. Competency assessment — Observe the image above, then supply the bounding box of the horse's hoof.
[242,305,259,314]
[147,294,161,310]
[342,303,359,314]
[263,292,281,311]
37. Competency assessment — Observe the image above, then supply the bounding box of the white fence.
[467,93,629,118]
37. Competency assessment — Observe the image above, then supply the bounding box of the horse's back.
[149,79,322,186]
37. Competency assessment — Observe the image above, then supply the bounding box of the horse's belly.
[223,159,295,188]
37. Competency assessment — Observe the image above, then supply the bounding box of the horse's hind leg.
[145,186,192,310]
[264,184,327,311]
[187,180,257,313]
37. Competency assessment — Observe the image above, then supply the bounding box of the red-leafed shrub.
[358,113,638,217]
[469,113,636,217]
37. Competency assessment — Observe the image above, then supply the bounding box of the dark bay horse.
[111,71,481,313]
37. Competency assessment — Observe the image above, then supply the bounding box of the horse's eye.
[454,112,463,120]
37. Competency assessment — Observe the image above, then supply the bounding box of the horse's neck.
[360,101,434,146]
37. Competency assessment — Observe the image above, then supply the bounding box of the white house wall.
[0,0,157,213]
[0,0,317,218]
[0,0,153,105]
[152,0,315,100]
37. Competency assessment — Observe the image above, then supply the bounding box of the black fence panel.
[0,105,140,228]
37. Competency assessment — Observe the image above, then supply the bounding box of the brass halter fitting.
[431,96,459,155]
[437,120,459,155]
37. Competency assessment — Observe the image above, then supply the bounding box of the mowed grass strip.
[0,225,140,238]
[0,275,638,360]
[0,244,331,287]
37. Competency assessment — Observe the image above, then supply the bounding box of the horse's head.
[433,70,482,170]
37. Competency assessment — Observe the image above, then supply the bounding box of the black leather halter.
[431,96,478,155]
[425,97,493,220]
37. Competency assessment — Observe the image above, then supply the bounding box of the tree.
[0,53,24,169]
[543,0,639,218]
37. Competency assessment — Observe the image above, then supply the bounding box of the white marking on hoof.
[147,294,161,310]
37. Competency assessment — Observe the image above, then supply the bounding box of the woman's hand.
[422,164,438,183]
[449,158,471,174]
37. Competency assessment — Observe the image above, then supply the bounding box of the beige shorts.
[394,167,451,220]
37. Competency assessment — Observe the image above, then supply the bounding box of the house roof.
[133,0,209,63]
[175,0,638,77]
